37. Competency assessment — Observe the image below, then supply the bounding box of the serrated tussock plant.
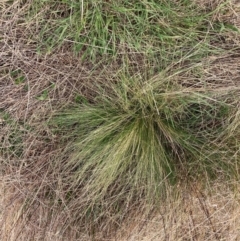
[53,70,236,207]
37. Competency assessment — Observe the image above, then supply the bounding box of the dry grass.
[116,183,240,241]
[1,0,240,240]
[2,179,240,240]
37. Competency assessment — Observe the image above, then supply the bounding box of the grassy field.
[1,0,240,240]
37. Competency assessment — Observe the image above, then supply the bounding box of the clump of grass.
[52,67,237,218]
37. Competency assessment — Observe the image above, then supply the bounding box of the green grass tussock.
[53,68,238,211]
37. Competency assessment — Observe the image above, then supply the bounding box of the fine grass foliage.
[52,68,237,211]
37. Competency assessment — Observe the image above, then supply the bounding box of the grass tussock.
[52,65,239,218]
[1,0,240,240]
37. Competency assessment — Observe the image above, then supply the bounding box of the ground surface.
[1,0,240,240]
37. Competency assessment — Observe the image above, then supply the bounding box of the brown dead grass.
[2,177,240,240]
[1,0,240,240]
[116,183,240,241]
